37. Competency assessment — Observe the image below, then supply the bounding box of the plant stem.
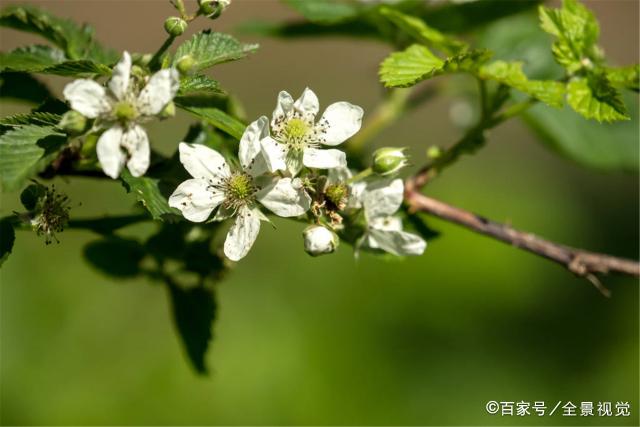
[346,167,373,184]
[149,35,176,71]
[403,189,640,294]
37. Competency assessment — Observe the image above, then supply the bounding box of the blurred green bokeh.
[0,1,638,425]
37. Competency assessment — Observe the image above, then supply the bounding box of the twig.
[404,186,640,289]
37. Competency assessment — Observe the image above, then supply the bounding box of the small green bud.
[131,64,146,80]
[164,16,187,36]
[303,225,339,257]
[198,0,230,19]
[176,55,196,74]
[372,147,409,176]
[427,145,442,159]
[159,101,176,119]
[58,110,88,135]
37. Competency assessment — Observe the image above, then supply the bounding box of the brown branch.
[404,180,640,292]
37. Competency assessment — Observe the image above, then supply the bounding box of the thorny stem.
[403,190,640,295]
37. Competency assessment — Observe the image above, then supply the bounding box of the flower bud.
[198,0,230,19]
[372,147,409,176]
[164,16,187,37]
[303,225,338,257]
[176,55,196,74]
[58,110,88,135]
[159,101,176,119]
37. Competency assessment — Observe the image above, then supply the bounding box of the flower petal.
[293,87,319,118]
[318,101,364,146]
[137,68,180,116]
[302,147,347,169]
[224,206,261,261]
[169,178,223,222]
[108,51,131,100]
[122,125,150,177]
[363,178,404,219]
[260,136,287,173]
[370,215,403,232]
[368,228,426,256]
[96,126,126,179]
[271,90,294,126]
[179,142,230,181]
[239,116,269,176]
[63,79,111,118]
[257,177,311,217]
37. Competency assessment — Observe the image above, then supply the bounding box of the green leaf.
[524,91,638,171]
[0,125,67,191]
[380,44,490,88]
[282,0,361,24]
[0,217,15,268]
[0,5,117,62]
[567,74,629,122]
[478,61,565,108]
[0,45,65,72]
[0,45,111,76]
[40,60,111,77]
[378,6,465,54]
[120,170,181,221]
[0,111,61,127]
[178,75,225,96]
[538,0,601,72]
[606,64,639,92]
[0,72,52,104]
[172,31,258,72]
[176,102,246,140]
[166,278,217,374]
[83,236,146,278]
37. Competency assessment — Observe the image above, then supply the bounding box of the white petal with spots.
[179,142,230,181]
[96,126,126,179]
[319,101,364,146]
[137,68,180,116]
[224,206,262,261]
[257,177,311,217]
[302,147,347,169]
[63,79,111,119]
[108,51,131,101]
[169,178,223,222]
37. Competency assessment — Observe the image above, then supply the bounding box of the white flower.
[260,87,364,176]
[326,166,365,211]
[63,51,180,179]
[169,117,312,261]
[360,178,426,256]
[303,225,338,256]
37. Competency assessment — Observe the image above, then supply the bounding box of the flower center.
[285,118,308,139]
[325,183,348,210]
[219,172,257,211]
[114,101,138,121]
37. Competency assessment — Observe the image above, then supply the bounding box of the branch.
[404,184,640,294]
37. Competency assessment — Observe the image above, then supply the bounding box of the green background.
[0,1,638,425]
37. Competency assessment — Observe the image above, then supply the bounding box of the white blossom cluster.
[63,59,426,262]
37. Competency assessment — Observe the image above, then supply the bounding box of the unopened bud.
[427,145,442,159]
[164,16,187,37]
[59,110,88,135]
[176,55,196,74]
[303,225,338,257]
[159,101,176,119]
[372,147,409,176]
[198,0,230,19]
